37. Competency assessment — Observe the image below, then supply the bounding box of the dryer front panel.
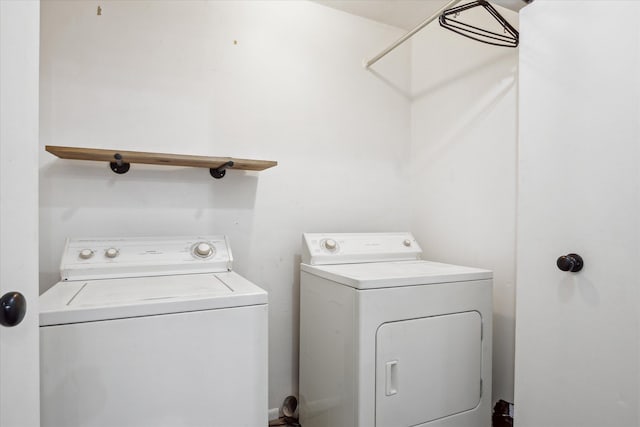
[375,311,482,427]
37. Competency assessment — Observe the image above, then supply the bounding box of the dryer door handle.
[385,360,398,396]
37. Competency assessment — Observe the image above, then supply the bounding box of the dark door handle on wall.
[0,292,27,327]
[556,254,584,273]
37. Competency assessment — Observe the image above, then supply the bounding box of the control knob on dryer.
[324,239,337,251]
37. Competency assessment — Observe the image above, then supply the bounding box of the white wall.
[39,0,412,411]
[409,7,519,404]
[514,2,640,426]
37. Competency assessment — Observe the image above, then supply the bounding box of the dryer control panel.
[301,232,422,265]
[60,236,233,281]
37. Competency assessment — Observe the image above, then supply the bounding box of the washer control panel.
[60,236,233,281]
[302,232,422,265]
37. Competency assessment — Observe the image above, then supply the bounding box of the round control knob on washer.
[324,239,337,251]
[105,248,119,258]
[79,249,94,260]
[403,239,412,247]
[194,242,213,258]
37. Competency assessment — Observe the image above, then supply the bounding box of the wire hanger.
[439,0,519,48]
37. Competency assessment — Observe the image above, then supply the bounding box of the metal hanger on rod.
[364,0,527,69]
[439,0,519,48]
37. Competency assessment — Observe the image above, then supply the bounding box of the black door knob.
[557,254,584,272]
[0,292,27,327]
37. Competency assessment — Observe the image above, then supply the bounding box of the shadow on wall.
[411,52,516,165]
[492,311,515,407]
[367,68,412,101]
[557,273,600,307]
[411,51,515,102]
[366,49,515,105]
[418,77,515,164]
[39,159,259,209]
[291,254,302,395]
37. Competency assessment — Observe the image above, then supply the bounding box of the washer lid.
[301,260,492,289]
[39,271,267,326]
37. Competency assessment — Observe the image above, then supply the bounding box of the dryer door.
[375,311,482,427]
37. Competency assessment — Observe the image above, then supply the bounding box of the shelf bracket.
[209,161,234,179]
[109,153,130,174]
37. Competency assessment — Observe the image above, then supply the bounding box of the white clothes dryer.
[299,232,492,427]
[40,236,267,427]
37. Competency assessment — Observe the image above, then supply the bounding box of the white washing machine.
[40,236,268,427]
[299,232,492,427]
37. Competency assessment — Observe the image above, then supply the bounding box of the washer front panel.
[41,304,268,427]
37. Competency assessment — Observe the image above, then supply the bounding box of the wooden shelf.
[45,145,277,179]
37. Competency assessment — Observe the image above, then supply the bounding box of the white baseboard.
[268,407,280,421]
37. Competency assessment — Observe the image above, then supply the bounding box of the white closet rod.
[364,0,462,69]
